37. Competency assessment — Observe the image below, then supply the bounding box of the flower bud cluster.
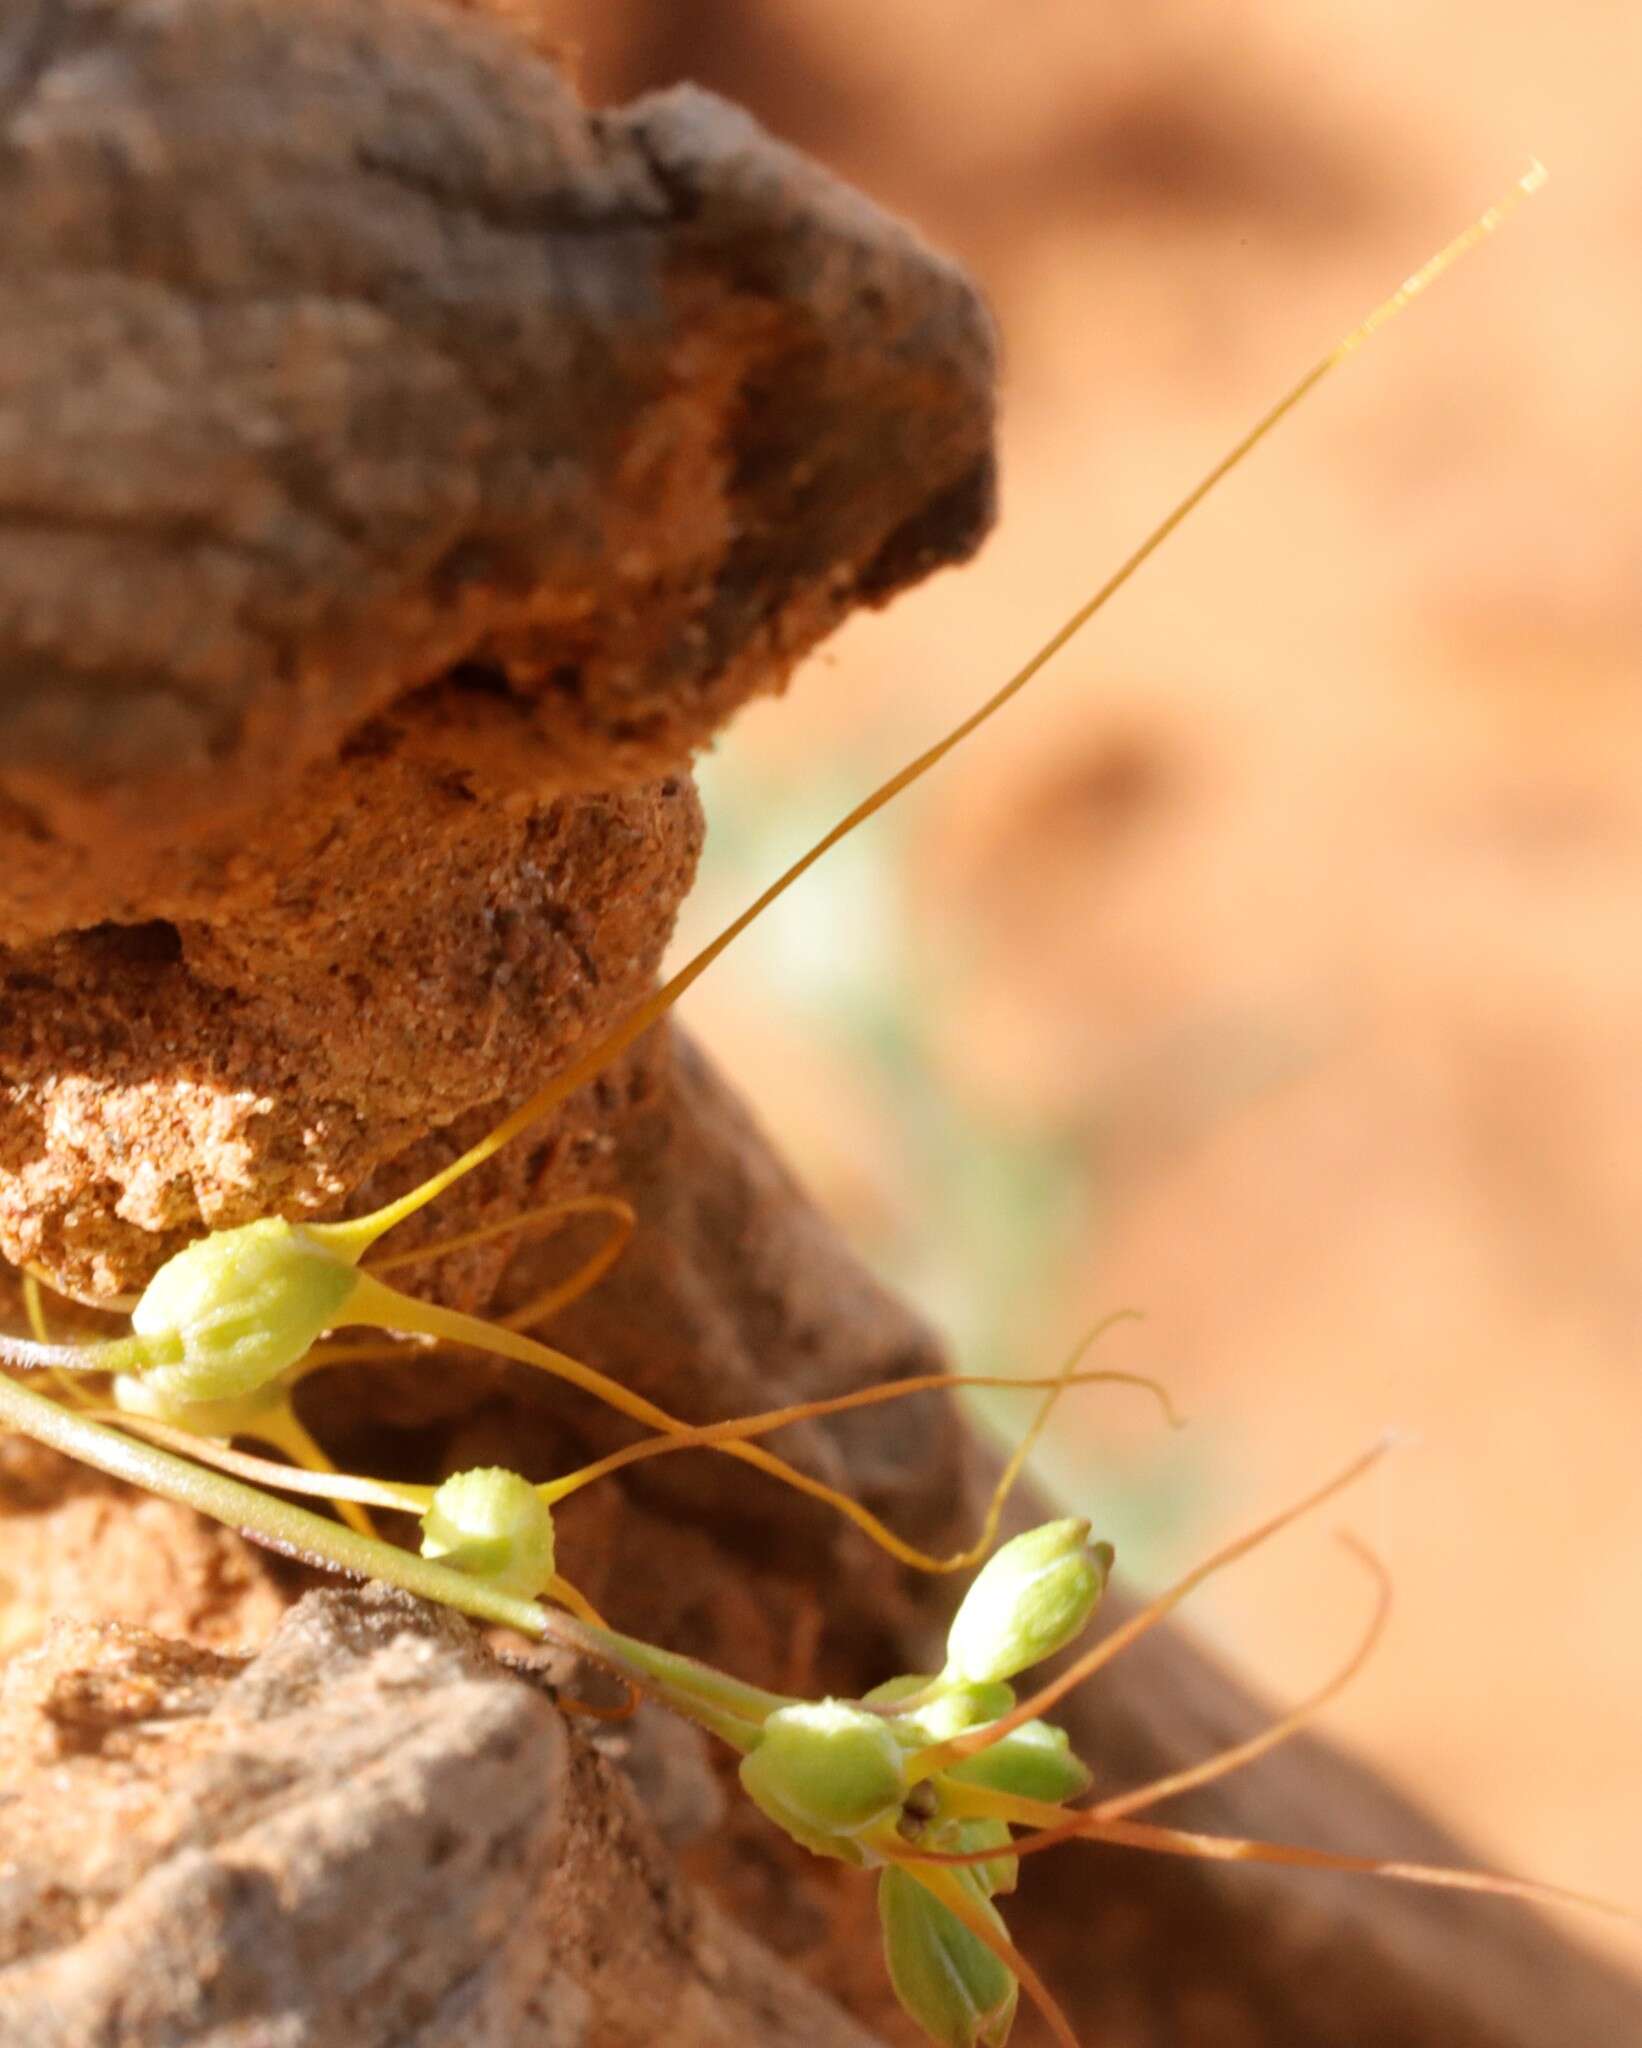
[738,1520,1112,2048]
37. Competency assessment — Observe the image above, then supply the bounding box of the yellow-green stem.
[0,1373,782,1746]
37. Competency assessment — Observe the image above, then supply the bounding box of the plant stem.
[0,1368,556,1628]
[0,1372,781,1746]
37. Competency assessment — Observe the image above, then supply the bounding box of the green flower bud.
[740,1701,908,1863]
[864,1673,938,1711]
[878,1863,1018,2048]
[419,1468,557,1598]
[944,1816,1018,1900]
[865,1674,1017,1743]
[946,1718,1093,1806]
[942,1520,1112,1685]
[130,1219,359,1405]
[111,1370,286,1440]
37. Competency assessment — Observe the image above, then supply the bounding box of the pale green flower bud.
[945,1816,1018,1900]
[865,1673,1017,1744]
[110,1370,285,1440]
[942,1520,1112,1686]
[878,1863,1018,2048]
[419,1468,557,1598]
[130,1219,359,1405]
[946,1718,1092,1805]
[739,1701,908,1863]
[863,1673,938,1712]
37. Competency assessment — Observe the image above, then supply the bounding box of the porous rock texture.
[2,3,1640,2046]
[0,0,994,1294]
[0,1587,879,2048]
[0,0,994,870]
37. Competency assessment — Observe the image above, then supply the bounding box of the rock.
[0,772,700,1294]
[0,0,994,1296]
[0,1435,287,1656]
[6,8,1631,2046]
[0,0,994,909]
[0,1585,884,2048]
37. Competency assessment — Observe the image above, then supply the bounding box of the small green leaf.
[879,1863,1018,2047]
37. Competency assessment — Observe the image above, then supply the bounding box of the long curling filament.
[913,1439,1395,1774]
[311,166,1546,1262]
[338,1273,1154,1574]
[918,1789,1641,1930]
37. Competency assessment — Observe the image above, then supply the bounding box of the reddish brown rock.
[0,0,994,1297]
[0,1434,287,1657]
[0,0,994,918]
[0,1587,885,2048]
[1,5,1636,2045]
[0,757,700,1296]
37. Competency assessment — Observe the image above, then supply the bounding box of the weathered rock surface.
[0,1433,288,1656]
[0,1587,883,2048]
[0,0,994,902]
[0,0,994,1292]
[0,770,700,1295]
[0,7,992,2035]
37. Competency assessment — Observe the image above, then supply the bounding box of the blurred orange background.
[564,2,1642,1951]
